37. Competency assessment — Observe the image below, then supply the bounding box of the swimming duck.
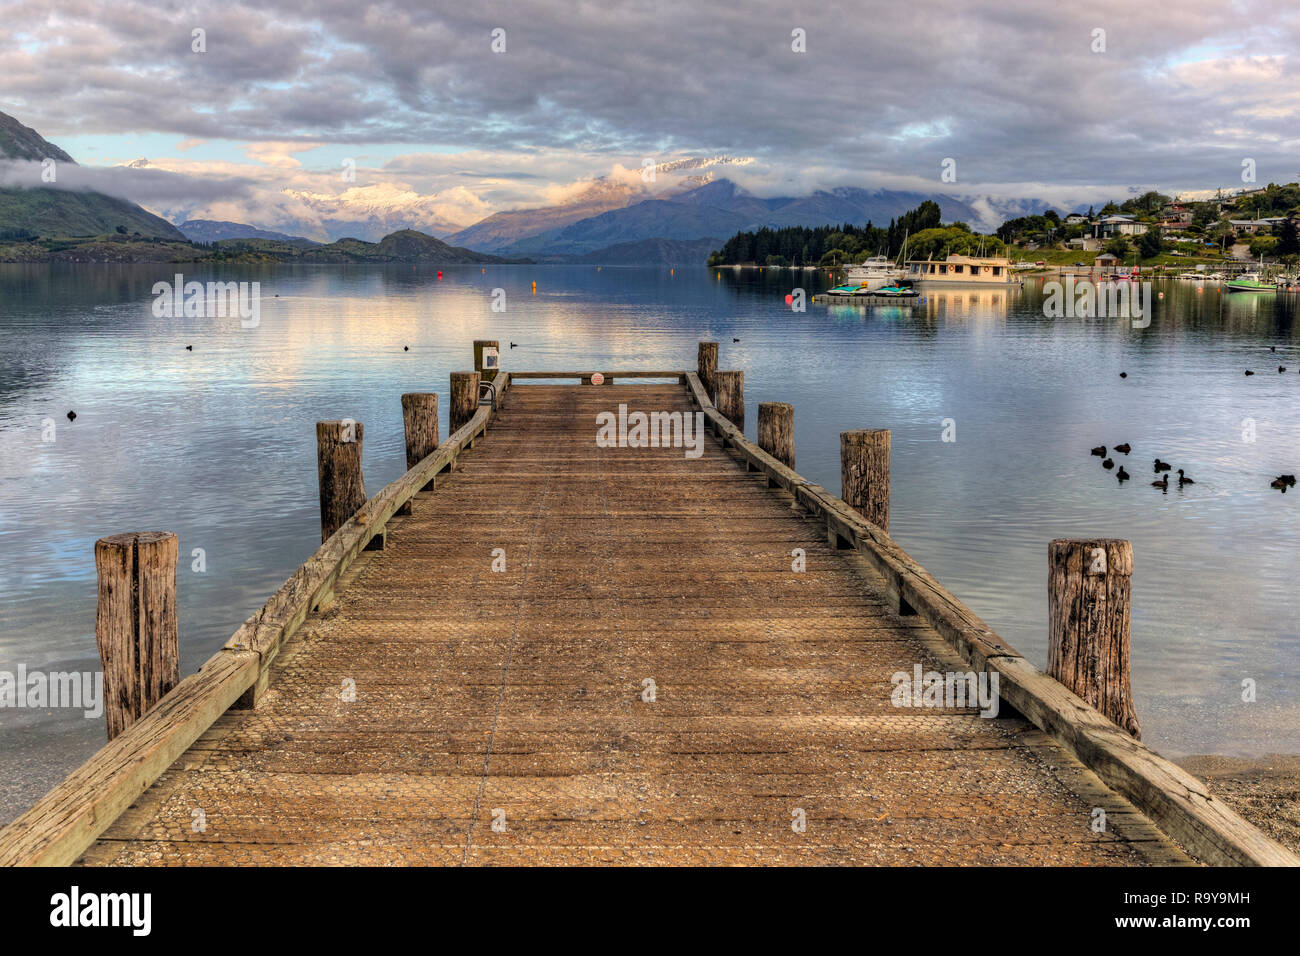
[1114,443,1131,455]
[510,342,518,348]
[1102,458,1115,470]
[1152,474,1168,490]
[1153,459,1171,473]
[1280,474,1297,486]
[185,345,193,351]
[1177,469,1194,485]
[1119,372,1128,378]
[1245,370,1255,376]
[1091,446,1106,457]
[1271,478,1288,492]
[66,411,76,422]
[403,346,409,351]
[1116,466,1130,481]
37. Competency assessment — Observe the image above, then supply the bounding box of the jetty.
[1,342,1295,866]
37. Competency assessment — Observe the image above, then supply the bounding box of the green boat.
[1226,271,1276,293]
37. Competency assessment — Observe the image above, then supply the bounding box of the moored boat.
[904,254,1019,286]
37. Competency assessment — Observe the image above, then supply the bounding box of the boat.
[872,282,919,298]
[1225,271,1277,293]
[904,253,1019,286]
[844,255,906,290]
[825,283,869,297]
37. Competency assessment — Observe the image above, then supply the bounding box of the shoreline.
[1174,754,1300,855]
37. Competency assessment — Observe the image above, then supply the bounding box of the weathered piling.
[1048,539,1141,738]
[450,371,481,434]
[840,429,890,532]
[714,370,744,429]
[317,420,366,543]
[474,340,500,382]
[94,531,179,740]
[400,393,440,469]
[697,341,718,399]
[757,402,795,468]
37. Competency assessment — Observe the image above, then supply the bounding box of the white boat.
[904,254,1019,286]
[843,255,905,290]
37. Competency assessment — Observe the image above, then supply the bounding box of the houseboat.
[904,254,1020,286]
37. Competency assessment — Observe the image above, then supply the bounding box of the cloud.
[2,0,1298,235]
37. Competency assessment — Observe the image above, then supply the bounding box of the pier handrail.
[683,370,1298,867]
[0,374,514,866]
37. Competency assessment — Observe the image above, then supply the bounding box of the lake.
[1,262,1298,824]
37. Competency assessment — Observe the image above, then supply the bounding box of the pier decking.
[2,363,1295,867]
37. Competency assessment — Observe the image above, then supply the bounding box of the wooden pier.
[1,345,1296,867]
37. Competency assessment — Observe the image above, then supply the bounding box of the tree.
[1137,227,1164,259]
[1105,236,1131,259]
[1276,218,1300,259]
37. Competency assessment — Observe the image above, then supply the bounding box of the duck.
[1152,474,1169,490]
[66,410,76,422]
[510,342,518,348]
[185,345,193,351]
[403,346,409,352]
[1091,446,1106,457]
[1177,469,1194,486]
[1271,346,1277,352]
[1116,466,1130,481]
[1280,474,1297,486]
[1102,458,1115,470]
[1119,372,1128,378]
[1153,459,1171,473]
[732,337,740,343]
[1271,478,1288,492]
[1245,370,1255,376]
[1114,443,1131,455]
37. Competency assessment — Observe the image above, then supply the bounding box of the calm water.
[2,263,1298,823]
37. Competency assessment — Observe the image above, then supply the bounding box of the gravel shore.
[1176,754,1300,855]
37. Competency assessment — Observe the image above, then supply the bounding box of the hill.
[180,219,317,245]
[0,110,185,240]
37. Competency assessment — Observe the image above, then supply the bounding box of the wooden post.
[94,532,179,741]
[473,340,500,382]
[758,402,794,468]
[840,429,889,532]
[450,371,480,435]
[1048,539,1141,738]
[400,393,439,470]
[714,370,744,429]
[697,341,718,400]
[317,420,366,543]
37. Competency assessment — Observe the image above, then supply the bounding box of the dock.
[1,344,1295,866]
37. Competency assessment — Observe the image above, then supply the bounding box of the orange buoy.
[531,281,537,294]
[437,270,443,279]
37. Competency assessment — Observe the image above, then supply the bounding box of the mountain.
[278,184,480,242]
[179,219,317,245]
[0,111,184,240]
[445,178,647,252]
[449,179,1041,259]
[0,112,75,163]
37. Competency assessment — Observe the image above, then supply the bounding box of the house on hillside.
[1094,252,1122,268]
[1094,215,1149,238]
[1068,237,1101,252]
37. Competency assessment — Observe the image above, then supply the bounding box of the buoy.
[482,268,486,273]
[670,268,674,276]
[437,270,443,279]
[532,281,536,294]
[784,294,793,305]
[716,272,720,280]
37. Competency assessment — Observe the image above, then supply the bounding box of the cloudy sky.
[2,0,1298,237]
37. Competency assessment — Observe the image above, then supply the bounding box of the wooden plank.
[683,371,1297,867]
[0,374,516,867]
[0,650,258,866]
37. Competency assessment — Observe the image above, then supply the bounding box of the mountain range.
[1,110,1059,264]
